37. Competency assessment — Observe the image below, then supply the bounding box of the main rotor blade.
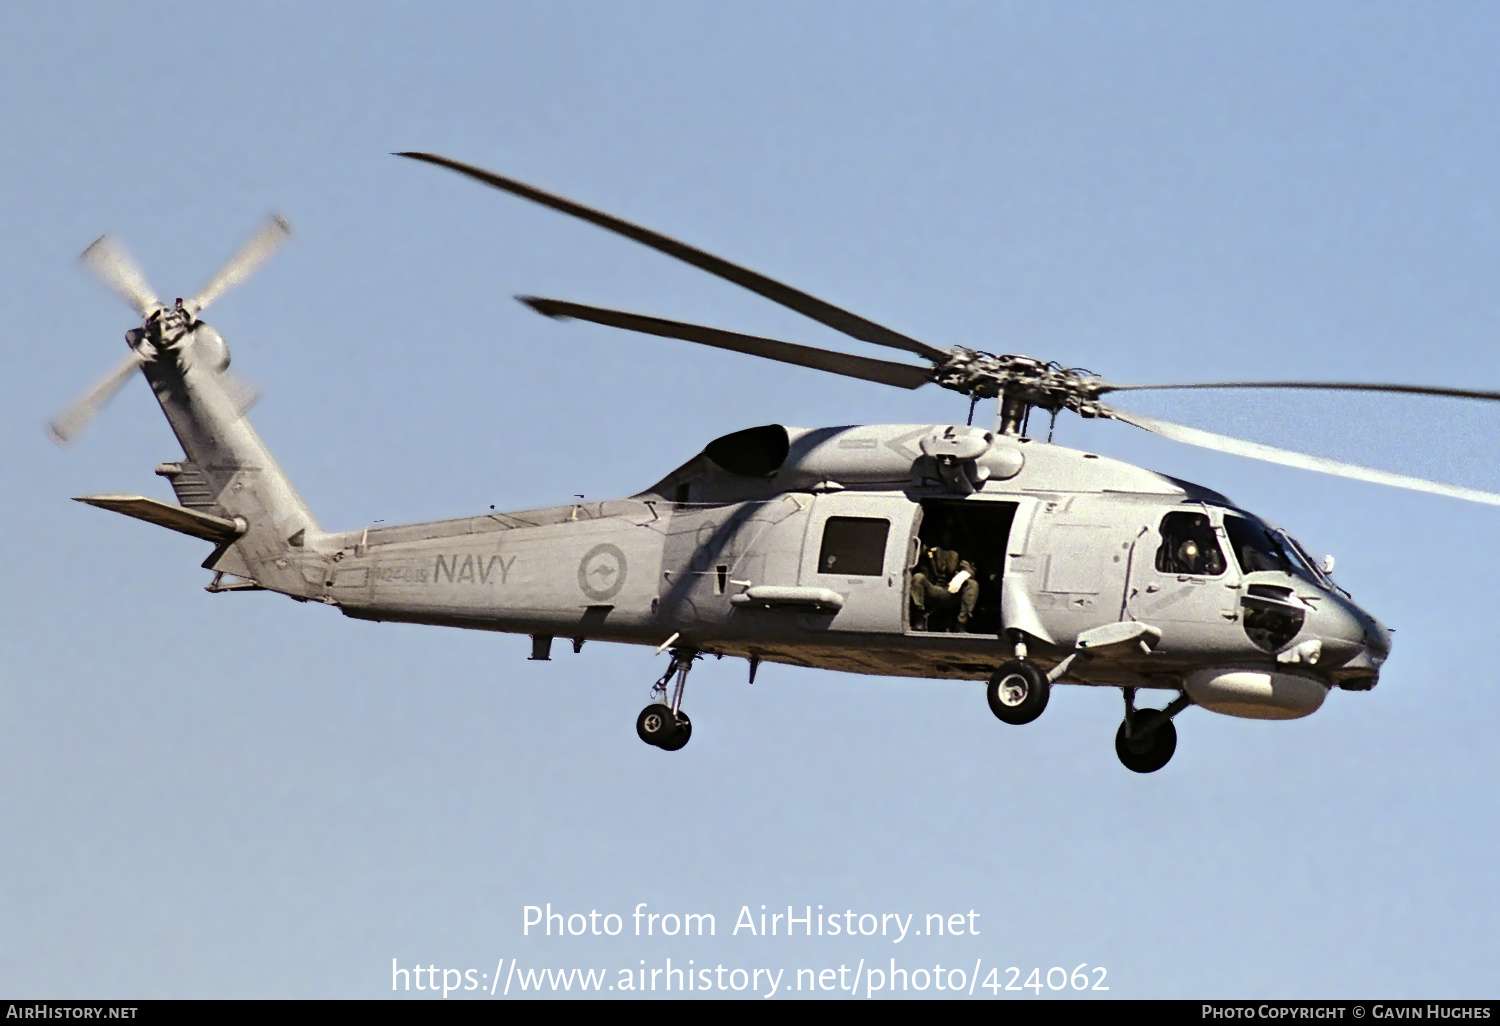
[1104,380,1500,403]
[1105,405,1500,507]
[185,214,292,316]
[47,350,146,445]
[397,152,949,362]
[519,297,934,390]
[80,236,161,317]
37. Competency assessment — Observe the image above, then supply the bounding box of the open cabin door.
[906,498,1019,636]
[796,493,917,633]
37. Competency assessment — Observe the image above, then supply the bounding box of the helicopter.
[51,152,1500,773]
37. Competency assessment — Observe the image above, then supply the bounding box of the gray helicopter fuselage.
[270,422,1389,704]
[76,327,1390,744]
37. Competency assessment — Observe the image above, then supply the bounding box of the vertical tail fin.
[60,219,324,596]
[140,333,327,596]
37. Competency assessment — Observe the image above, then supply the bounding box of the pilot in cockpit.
[1175,534,1225,576]
[1158,512,1226,576]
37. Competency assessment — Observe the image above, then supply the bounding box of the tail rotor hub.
[144,304,194,350]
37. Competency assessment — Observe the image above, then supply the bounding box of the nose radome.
[1364,614,1393,658]
[1311,599,1389,691]
[1301,596,1377,668]
[1338,599,1391,658]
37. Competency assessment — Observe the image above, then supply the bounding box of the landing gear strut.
[637,649,695,751]
[1114,688,1191,773]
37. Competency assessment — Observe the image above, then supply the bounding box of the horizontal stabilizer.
[74,495,245,543]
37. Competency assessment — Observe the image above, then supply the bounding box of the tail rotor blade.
[218,368,261,416]
[81,236,161,317]
[185,214,292,315]
[1104,404,1500,507]
[47,350,146,445]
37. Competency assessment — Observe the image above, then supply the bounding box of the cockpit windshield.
[1281,532,1340,590]
[1223,514,1326,587]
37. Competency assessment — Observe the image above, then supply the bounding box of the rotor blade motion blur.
[397,152,948,361]
[1105,380,1500,403]
[519,297,934,390]
[47,350,146,445]
[217,369,261,416]
[1107,406,1500,507]
[81,236,161,317]
[185,214,292,315]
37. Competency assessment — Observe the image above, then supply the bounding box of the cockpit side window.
[1224,515,1292,575]
[1154,511,1226,576]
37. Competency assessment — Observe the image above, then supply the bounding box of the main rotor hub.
[932,349,1111,429]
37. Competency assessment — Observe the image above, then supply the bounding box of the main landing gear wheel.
[636,704,680,747]
[657,711,692,751]
[1115,710,1177,773]
[637,648,698,751]
[987,659,1050,725]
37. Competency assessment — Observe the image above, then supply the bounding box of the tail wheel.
[987,659,1050,725]
[1114,711,1177,773]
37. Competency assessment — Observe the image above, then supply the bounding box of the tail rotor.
[50,215,291,445]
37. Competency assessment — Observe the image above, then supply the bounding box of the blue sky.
[2,2,1498,998]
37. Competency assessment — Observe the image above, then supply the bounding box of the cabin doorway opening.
[909,500,1018,636]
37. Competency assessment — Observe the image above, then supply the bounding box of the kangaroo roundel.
[578,543,628,602]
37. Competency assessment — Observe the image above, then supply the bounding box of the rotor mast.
[997,391,1029,436]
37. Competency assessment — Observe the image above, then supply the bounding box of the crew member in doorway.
[910,532,980,632]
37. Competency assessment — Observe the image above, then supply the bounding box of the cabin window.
[1155,511,1226,576]
[817,517,890,576]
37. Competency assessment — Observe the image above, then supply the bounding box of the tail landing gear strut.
[1115,687,1191,773]
[637,649,695,751]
